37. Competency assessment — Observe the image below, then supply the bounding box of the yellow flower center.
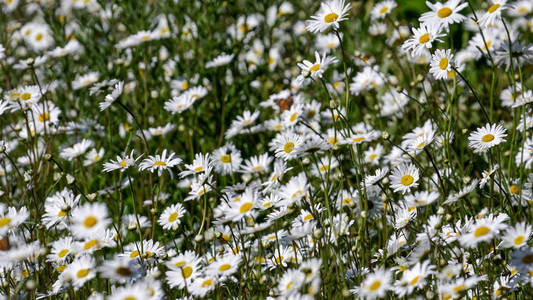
[488,4,500,13]
[290,113,298,122]
[0,217,11,227]
[202,279,213,287]
[140,35,150,41]
[168,212,179,222]
[218,264,231,271]
[453,283,466,292]
[439,58,449,70]
[379,7,388,14]
[38,113,50,122]
[124,297,136,300]
[153,161,166,166]
[353,137,365,143]
[474,226,490,237]
[324,12,339,23]
[76,269,89,278]
[83,239,98,250]
[21,93,31,100]
[510,185,520,195]
[400,175,414,186]
[481,134,494,142]
[284,142,295,153]
[130,250,139,258]
[410,275,421,286]
[522,254,533,264]
[120,160,127,167]
[304,214,314,221]
[369,154,377,160]
[309,64,320,72]
[35,33,43,41]
[58,249,69,258]
[369,280,381,291]
[240,202,253,213]
[83,216,97,228]
[417,141,425,149]
[220,154,231,163]
[182,266,193,278]
[514,235,525,245]
[115,267,132,276]
[419,33,430,44]
[438,7,452,18]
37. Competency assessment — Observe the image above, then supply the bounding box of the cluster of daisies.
[0,0,532,299]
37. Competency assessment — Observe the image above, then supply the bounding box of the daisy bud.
[329,100,338,109]
[0,145,5,153]
[150,208,156,214]
[381,132,389,139]
[342,289,351,298]
[361,210,367,218]
[44,153,52,160]
[24,172,32,182]
[354,50,361,57]
[26,58,34,66]
[54,172,62,181]
[302,157,310,165]
[445,214,452,221]
[462,128,468,134]
[380,193,387,201]
[425,291,434,299]
[0,190,4,197]
[87,193,96,201]
[242,173,252,183]
[150,90,158,99]
[416,74,424,83]
[504,150,510,157]
[409,81,416,87]
[152,270,161,279]
[437,207,445,215]
[66,174,75,184]
[381,177,389,185]
[194,234,203,242]
[25,280,36,290]
[373,104,379,110]
[313,229,323,239]
[259,275,267,284]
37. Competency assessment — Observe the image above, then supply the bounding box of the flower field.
[0,0,532,299]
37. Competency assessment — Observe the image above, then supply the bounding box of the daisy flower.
[164,93,196,114]
[405,191,440,208]
[108,283,150,300]
[166,250,202,289]
[478,0,507,28]
[72,72,99,90]
[269,131,305,161]
[389,163,420,194]
[103,150,141,172]
[241,153,272,174]
[189,275,218,297]
[419,0,468,29]
[278,269,305,296]
[371,1,397,20]
[123,239,164,261]
[468,123,507,153]
[459,213,509,248]
[207,254,242,277]
[70,202,111,239]
[180,153,212,177]
[0,205,29,238]
[297,51,338,80]
[158,203,186,230]
[353,267,392,299]
[139,149,182,176]
[205,53,234,68]
[63,255,96,290]
[60,139,94,160]
[47,237,74,263]
[429,49,455,80]
[306,0,351,33]
[395,260,435,296]
[500,222,531,249]
[212,143,242,175]
[99,80,124,111]
[402,23,445,56]
[42,188,81,229]
[83,148,104,166]
[100,256,140,283]
[511,248,533,273]
[17,85,42,105]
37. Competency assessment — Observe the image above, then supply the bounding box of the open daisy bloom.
[306,0,351,33]
[468,123,507,153]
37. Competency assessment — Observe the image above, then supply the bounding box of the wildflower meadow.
[1,0,533,299]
